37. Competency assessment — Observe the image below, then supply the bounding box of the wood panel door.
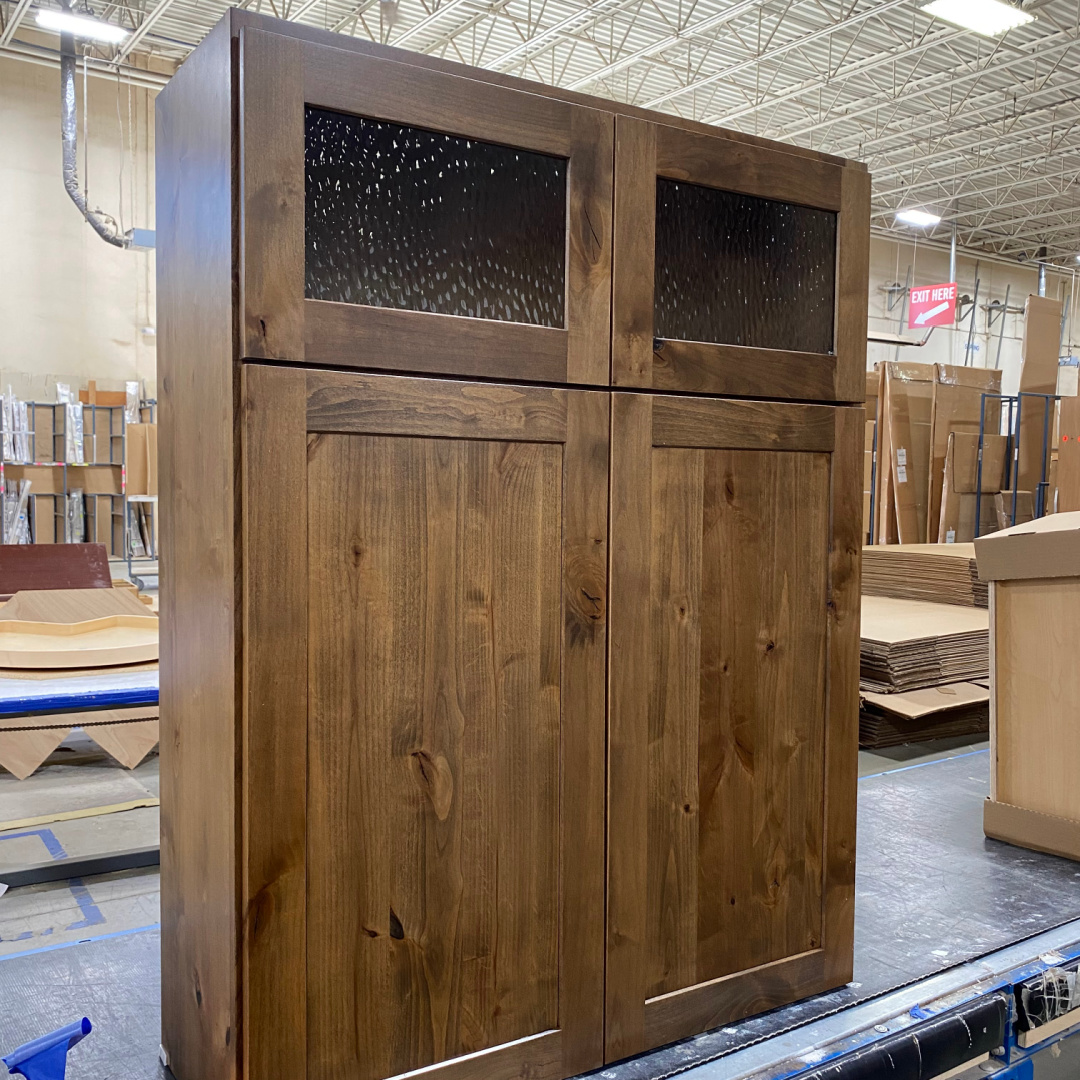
[612,116,869,403]
[606,392,862,1062]
[240,365,609,1080]
[238,27,612,386]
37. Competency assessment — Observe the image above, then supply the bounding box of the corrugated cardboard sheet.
[927,365,1002,542]
[885,361,934,544]
[984,798,1080,862]
[1017,295,1062,496]
[975,509,1080,580]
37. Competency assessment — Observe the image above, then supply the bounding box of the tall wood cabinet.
[157,12,868,1080]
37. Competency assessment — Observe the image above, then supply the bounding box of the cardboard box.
[976,512,1080,860]
[126,423,158,497]
[993,490,1034,532]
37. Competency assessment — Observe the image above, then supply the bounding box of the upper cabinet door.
[238,27,613,385]
[612,116,870,403]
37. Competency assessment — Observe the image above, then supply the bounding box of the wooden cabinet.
[606,393,862,1058]
[157,11,867,1080]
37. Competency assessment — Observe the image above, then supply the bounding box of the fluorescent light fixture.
[895,208,942,228]
[921,0,1033,36]
[36,9,129,42]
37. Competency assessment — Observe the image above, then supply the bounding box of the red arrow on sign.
[909,282,957,329]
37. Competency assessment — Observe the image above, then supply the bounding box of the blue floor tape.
[859,747,989,783]
[0,923,160,964]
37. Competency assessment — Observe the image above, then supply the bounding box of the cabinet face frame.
[240,364,609,1080]
[238,27,613,386]
[612,116,870,403]
[605,392,862,1062]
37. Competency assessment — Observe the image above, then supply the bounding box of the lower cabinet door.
[240,365,609,1080]
[605,391,862,1062]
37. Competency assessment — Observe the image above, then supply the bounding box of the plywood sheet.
[1017,295,1062,495]
[0,588,152,623]
[0,615,159,669]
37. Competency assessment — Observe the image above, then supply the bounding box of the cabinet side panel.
[156,17,239,1080]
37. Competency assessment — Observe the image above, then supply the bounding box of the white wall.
[866,235,1079,397]
[0,47,160,403]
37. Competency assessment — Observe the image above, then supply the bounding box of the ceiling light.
[36,9,130,43]
[896,209,942,228]
[921,0,1034,36]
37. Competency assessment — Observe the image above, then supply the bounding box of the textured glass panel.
[654,179,837,353]
[305,106,566,327]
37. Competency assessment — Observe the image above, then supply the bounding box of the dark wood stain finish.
[158,13,866,1079]
[156,17,239,1080]
[607,393,861,1061]
[612,117,868,403]
[239,27,613,386]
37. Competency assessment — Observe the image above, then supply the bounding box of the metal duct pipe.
[60,22,124,247]
[1038,245,1048,296]
[949,225,957,284]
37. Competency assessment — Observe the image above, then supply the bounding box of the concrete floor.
[0,733,160,957]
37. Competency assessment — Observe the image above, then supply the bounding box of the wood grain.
[90,719,161,770]
[156,16,239,1078]
[239,29,305,361]
[695,448,828,982]
[240,365,309,1080]
[607,392,853,1061]
[303,300,569,385]
[307,370,567,442]
[606,392,655,1060]
[655,123,843,211]
[822,406,862,984]
[303,36,573,156]
[304,373,605,1079]
[0,543,111,595]
[611,117,657,388]
[651,341,839,402]
[646,448,703,998]
[0,588,151,622]
[834,167,871,403]
[566,107,614,386]
[651,396,836,452]
[643,950,826,1047]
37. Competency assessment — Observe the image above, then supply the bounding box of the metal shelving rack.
[126,396,158,585]
[0,398,127,550]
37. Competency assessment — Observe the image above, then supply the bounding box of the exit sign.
[909,282,958,328]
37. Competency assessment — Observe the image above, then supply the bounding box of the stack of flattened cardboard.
[859,594,990,746]
[859,682,990,749]
[860,595,989,692]
[862,542,987,607]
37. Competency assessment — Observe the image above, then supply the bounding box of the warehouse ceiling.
[4,0,1080,263]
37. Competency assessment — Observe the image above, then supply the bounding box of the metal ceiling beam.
[564,0,762,90]
[392,0,473,47]
[703,26,964,127]
[114,0,181,63]
[487,0,636,68]
[640,0,915,109]
[775,21,1075,146]
[0,0,34,48]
